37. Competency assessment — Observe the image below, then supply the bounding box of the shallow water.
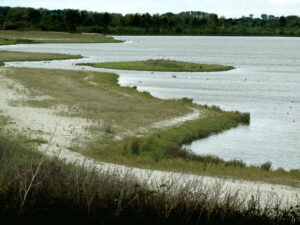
[1,36,299,170]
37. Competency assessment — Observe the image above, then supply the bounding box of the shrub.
[166,146,188,158]
[240,112,250,124]
[142,91,151,97]
[225,159,247,168]
[181,97,193,104]
[260,161,272,171]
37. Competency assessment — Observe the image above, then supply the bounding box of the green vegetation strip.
[0,51,82,65]
[0,30,122,46]
[0,7,299,36]
[81,59,234,72]
[85,106,300,187]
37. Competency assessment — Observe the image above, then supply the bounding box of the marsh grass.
[80,59,234,72]
[0,37,37,46]
[0,30,123,45]
[83,108,300,187]
[3,67,300,186]
[0,50,82,63]
[0,129,299,225]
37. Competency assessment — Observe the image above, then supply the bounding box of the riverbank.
[0,50,82,65]
[0,30,123,45]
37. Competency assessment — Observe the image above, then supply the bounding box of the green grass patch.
[0,51,82,64]
[0,30,123,45]
[80,59,234,72]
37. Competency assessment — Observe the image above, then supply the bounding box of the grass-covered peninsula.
[2,66,300,187]
[0,30,122,46]
[80,59,234,72]
[0,50,82,66]
[1,67,250,177]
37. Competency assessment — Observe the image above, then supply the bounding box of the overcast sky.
[0,0,300,18]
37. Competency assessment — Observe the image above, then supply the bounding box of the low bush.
[261,162,272,171]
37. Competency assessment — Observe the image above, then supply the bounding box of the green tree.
[101,12,111,27]
[65,9,81,31]
[28,9,41,24]
[279,16,287,27]
[261,14,268,21]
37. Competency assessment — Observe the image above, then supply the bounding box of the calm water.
[1,36,299,170]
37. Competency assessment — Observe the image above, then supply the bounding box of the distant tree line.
[0,6,300,36]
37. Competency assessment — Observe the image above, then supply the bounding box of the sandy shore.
[0,67,299,209]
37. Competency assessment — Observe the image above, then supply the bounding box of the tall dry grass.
[0,131,299,225]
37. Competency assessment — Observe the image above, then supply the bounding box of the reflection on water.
[1,36,299,170]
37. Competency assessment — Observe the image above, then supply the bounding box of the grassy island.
[80,59,234,72]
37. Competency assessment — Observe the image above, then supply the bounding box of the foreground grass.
[80,59,234,72]
[0,50,82,65]
[0,123,299,225]
[3,67,300,186]
[0,30,122,45]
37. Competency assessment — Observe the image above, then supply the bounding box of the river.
[1,36,299,170]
